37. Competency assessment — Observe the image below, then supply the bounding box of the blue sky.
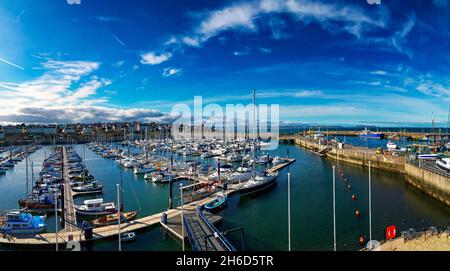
[0,0,449,126]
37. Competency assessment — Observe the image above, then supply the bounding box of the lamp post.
[332,165,336,251]
[287,172,291,251]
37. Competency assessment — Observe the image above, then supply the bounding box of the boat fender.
[355,209,360,217]
[351,195,356,201]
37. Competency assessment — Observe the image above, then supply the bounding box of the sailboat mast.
[252,88,256,177]
[447,108,450,142]
[25,154,28,198]
[31,161,34,197]
[432,111,435,144]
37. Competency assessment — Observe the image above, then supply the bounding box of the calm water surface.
[0,143,449,251]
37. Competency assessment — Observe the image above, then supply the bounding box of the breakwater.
[291,137,405,174]
[284,136,450,207]
[405,163,450,206]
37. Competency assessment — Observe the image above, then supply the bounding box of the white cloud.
[0,59,178,124]
[112,60,125,68]
[182,36,201,47]
[140,52,172,65]
[258,47,272,54]
[93,16,122,22]
[233,50,250,56]
[162,67,182,78]
[181,0,386,47]
[371,70,387,75]
[165,36,178,45]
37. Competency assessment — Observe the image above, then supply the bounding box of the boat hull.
[359,134,383,139]
[436,161,450,172]
[72,186,103,193]
[18,200,55,210]
[92,211,139,227]
[239,179,276,196]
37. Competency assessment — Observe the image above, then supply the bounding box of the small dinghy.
[203,192,227,212]
[121,232,136,242]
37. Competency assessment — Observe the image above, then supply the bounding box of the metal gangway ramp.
[183,207,236,251]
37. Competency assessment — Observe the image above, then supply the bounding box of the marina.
[0,134,448,251]
[1,0,450,255]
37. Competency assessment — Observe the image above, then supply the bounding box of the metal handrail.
[195,207,236,251]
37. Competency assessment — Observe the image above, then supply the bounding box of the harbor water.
[0,143,449,251]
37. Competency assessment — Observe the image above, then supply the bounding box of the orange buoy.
[352,194,356,201]
[355,209,360,217]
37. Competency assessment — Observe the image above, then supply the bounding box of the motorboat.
[74,199,117,216]
[121,232,136,242]
[18,194,55,210]
[436,158,450,172]
[71,181,103,193]
[386,141,398,151]
[203,192,227,212]
[239,171,279,196]
[92,211,139,227]
[0,210,46,234]
[120,158,140,168]
[252,155,271,165]
[147,171,173,183]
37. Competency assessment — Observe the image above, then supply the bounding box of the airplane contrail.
[107,28,125,46]
[0,57,24,70]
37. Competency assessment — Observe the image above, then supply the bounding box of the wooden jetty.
[0,156,295,246]
[267,158,296,173]
[62,146,78,232]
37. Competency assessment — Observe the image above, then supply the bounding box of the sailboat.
[18,155,56,210]
[92,170,140,225]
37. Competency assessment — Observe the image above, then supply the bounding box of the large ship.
[359,128,384,139]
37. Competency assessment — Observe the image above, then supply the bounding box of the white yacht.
[74,199,117,216]
[386,141,398,151]
[227,167,253,183]
[149,171,173,183]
